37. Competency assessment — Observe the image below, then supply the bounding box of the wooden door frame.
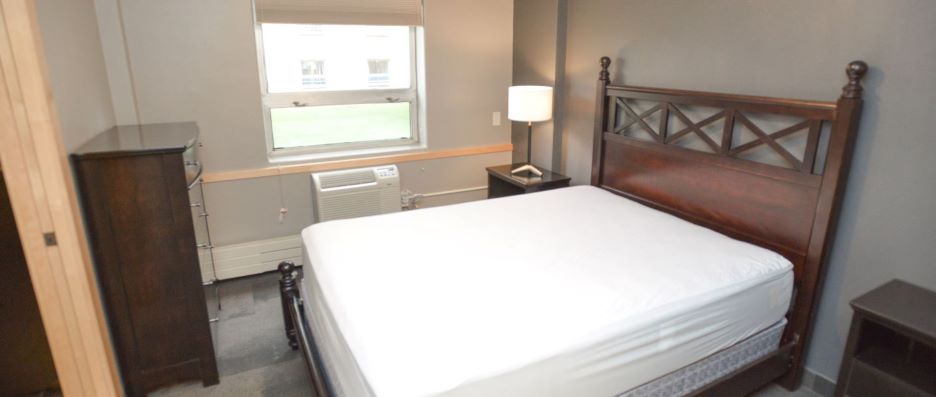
[0,1,122,395]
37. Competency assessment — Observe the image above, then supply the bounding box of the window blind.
[255,0,423,26]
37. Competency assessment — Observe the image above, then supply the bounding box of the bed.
[278,57,868,396]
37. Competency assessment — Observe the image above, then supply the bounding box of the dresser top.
[72,122,199,159]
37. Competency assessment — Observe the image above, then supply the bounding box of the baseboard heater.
[202,235,302,281]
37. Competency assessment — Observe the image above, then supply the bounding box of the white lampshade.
[508,85,553,122]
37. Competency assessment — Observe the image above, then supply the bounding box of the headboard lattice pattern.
[609,96,829,173]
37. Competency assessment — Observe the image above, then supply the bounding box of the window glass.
[270,103,411,148]
[261,24,411,93]
[259,24,418,153]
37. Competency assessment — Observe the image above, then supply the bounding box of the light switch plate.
[492,111,501,126]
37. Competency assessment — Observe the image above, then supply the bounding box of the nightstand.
[486,163,570,199]
[834,279,936,397]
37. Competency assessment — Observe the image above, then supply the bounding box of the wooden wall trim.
[0,1,122,396]
[202,143,513,183]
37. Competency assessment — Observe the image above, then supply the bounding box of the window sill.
[201,143,513,184]
[267,141,427,165]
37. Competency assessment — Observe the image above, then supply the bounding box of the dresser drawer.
[191,201,211,249]
[188,180,207,222]
[188,179,214,280]
[183,143,202,188]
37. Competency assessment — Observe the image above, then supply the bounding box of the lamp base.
[510,164,543,177]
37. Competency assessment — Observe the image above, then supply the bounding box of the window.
[258,24,419,156]
[367,59,390,87]
[301,60,326,87]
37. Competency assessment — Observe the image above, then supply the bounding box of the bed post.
[278,261,299,350]
[278,261,331,397]
[777,60,867,390]
[590,56,611,186]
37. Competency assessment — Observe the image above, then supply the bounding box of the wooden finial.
[278,261,296,289]
[278,260,295,276]
[842,60,868,99]
[599,56,611,82]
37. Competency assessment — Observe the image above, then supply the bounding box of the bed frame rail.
[278,261,330,397]
[688,341,796,397]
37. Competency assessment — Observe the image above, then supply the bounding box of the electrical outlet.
[492,111,501,126]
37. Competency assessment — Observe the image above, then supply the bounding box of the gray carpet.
[149,272,314,397]
[146,272,819,397]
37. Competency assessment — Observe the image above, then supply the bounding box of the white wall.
[102,0,269,171]
[557,0,936,382]
[97,0,514,245]
[36,0,116,152]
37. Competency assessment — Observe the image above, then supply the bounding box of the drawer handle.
[185,160,201,167]
[197,243,213,249]
[198,212,209,218]
[190,202,202,208]
[187,164,204,190]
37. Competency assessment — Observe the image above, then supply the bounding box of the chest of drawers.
[72,122,218,396]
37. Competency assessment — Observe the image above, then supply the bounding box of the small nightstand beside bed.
[279,57,868,397]
[486,164,570,198]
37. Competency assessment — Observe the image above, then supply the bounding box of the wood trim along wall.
[202,143,514,183]
[0,1,123,396]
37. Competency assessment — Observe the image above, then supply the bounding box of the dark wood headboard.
[591,57,867,388]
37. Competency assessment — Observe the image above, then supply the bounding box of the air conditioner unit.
[311,165,401,223]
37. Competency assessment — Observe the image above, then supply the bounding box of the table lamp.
[508,85,553,176]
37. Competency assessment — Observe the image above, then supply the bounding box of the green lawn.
[271,103,411,149]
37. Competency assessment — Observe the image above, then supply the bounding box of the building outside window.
[300,60,326,88]
[367,59,390,87]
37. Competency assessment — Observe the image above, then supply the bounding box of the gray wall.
[511,0,564,169]
[95,0,514,245]
[36,0,116,152]
[524,0,936,382]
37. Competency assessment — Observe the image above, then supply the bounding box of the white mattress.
[300,185,793,397]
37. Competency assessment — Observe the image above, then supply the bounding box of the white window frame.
[257,25,422,161]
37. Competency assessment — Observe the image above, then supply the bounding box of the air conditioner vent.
[319,170,377,189]
[311,165,401,223]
